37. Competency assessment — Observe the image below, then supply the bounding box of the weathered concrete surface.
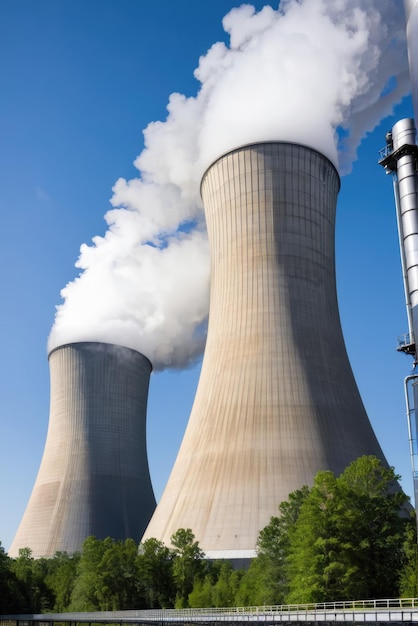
[143,142,388,560]
[10,342,155,557]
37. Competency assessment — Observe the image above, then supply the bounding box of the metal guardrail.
[398,332,412,347]
[2,598,418,624]
[379,144,393,161]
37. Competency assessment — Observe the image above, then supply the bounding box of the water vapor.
[48,0,410,369]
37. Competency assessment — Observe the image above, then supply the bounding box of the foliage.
[0,542,23,614]
[10,548,54,613]
[45,551,80,612]
[137,538,175,608]
[189,561,244,608]
[1,457,413,612]
[211,561,243,607]
[96,537,141,610]
[286,456,409,603]
[67,537,105,611]
[170,528,206,607]
[253,486,309,605]
[286,470,343,603]
[399,514,418,597]
[69,536,142,611]
[188,575,214,607]
[235,486,309,607]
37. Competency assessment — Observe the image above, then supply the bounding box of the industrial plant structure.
[9,1,417,563]
[9,342,155,558]
[143,141,389,561]
[377,0,418,518]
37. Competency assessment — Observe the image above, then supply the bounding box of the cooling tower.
[9,342,156,558]
[143,142,389,561]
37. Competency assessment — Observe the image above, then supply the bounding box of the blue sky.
[0,0,415,552]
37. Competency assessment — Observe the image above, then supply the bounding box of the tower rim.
[200,140,341,196]
[47,340,153,371]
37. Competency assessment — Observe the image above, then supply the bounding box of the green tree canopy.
[188,560,245,608]
[10,547,53,613]
[399,514,418,597]
[171,528,206,607]
[2,456,412,612]
[0,542,22,614]
[137,537,175,608]
[44,551,80,612]
[69,536,141,611]
[286,456,410,603]
[97,537,141,610]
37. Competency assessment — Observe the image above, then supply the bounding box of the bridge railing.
[132,597,418,616]
[2,598,418,624]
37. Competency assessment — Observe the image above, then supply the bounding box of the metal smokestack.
[378,3,418,526]
[380,118,418,353]
[380,119,418,518]
[9,342,156,558]
[143,142,389,562]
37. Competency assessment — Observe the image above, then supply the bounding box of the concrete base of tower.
[204,549,256,569]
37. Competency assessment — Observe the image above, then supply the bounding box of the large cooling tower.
[9,342,156,558]
[143,142,389,561]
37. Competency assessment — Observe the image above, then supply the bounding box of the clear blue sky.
[0,0,415,552]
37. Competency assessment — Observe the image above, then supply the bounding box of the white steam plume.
[48,0,410,370]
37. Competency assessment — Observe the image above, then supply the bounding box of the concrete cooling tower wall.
[9,342,156,558]
[143,142,389,562]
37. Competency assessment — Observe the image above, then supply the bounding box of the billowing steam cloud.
[48,0,410,370]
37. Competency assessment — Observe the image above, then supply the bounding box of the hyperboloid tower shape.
[143,142,389,562]
[9,342,156,558]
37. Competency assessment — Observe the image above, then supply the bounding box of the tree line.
[1,456,418,614]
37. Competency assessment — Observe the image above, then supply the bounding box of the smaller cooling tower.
[9,342,156,558]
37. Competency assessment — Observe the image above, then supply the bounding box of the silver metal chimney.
[380,119,418,354]
[378,3,418,526]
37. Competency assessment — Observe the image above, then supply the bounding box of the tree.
[337,455,409,599]
[258,486,309,604]
[286,470,340,603]
[70,537,142,611]
[97,538,141,610]
[211,561,243,607]
[69,536,109,610]
[188,560,245,608]
[10,547,54,612]
[188,575,214,607]
[397,513,417,598]
[235,485,309,606]
[137,538,175,608]
[0,542,22,614]
[45,551,80,612]
[286,456,410,603]
[171,529,206,607]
